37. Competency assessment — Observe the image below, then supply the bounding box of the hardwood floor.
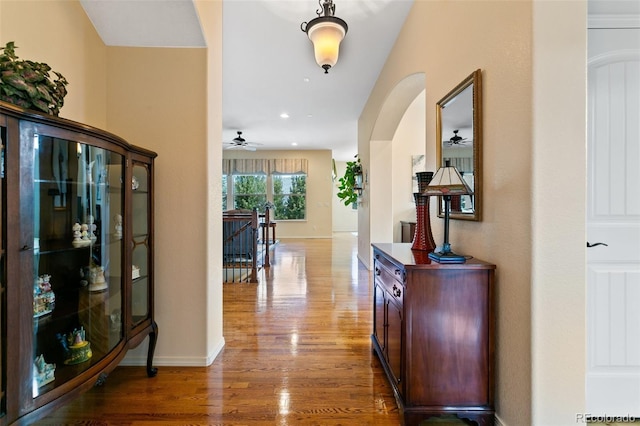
[31,234,384,425]
[33,233,466,426]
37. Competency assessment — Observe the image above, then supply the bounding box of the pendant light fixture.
[301,0,348,74]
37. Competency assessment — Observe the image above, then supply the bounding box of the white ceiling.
[79,0,639,161]
[80,0,414,161]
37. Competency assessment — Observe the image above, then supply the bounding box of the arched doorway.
[358,73,427,266]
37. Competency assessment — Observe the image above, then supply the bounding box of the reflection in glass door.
[31,134,124,398]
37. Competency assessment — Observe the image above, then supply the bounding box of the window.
[222,174,227,210]
[222,158,308,221]
[273,174,306,220]
[233,174,266,210]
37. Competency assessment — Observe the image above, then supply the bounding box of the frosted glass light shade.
[307,19,346,71]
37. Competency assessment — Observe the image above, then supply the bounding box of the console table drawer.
[374,266,404,304]
[374,255,405,285]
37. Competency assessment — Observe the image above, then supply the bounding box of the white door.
[586,27,640,416]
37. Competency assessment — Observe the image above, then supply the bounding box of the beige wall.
[223,150,333,238]
[531,1,587,424]
[194,0,225,366]
[105,46,209,365]
[361,1,530,424]
[360,1,588,425]
[391,90,425,243]
[0,0,108,127]
[361,8,534,421]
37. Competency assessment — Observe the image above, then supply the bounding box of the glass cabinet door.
[31,133,124,398]
[131,162,151,326]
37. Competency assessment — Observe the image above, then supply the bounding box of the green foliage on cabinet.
[0,42,68,116]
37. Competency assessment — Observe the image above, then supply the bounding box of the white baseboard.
[119,338,225,367]
[206,337,226,366]
[495,413,507,426]
[120,355,210,367]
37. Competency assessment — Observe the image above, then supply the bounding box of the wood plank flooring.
[32,233,464,426]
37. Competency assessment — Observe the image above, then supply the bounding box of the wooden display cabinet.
[372,243,496,426]
[0,100,158,425]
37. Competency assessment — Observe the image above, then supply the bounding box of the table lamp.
[422,161,472,263]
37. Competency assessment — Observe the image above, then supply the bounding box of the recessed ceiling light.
[303,77,310,83]
[280,113,290,119]
[307,114,313,118]
[291,142,298,146]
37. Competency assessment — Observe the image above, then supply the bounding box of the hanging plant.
[336,154,363,207]
[0,41,68,116]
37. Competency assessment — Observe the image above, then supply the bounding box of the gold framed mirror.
[435,69,482,221]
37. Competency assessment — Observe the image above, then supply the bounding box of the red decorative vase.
[411,193,436,252]
[415,171,434,193]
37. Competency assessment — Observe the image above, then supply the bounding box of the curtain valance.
[269,158,308,174]
[222,159,268,175]
[222,158,308,175]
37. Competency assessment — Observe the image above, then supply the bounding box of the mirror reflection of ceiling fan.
[224,131,262,151]
[444,129,472,146]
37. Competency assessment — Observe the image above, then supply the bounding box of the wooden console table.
[371,243,496,425]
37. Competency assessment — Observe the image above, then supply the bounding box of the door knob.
[587,242,608,248]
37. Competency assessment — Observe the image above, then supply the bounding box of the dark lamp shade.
[423,166,472,196]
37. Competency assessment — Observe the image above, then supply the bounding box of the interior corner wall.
[0,0,108,128]
[531,1,587,424]
[194,0,224,366]
[357,120,372,268]
[223,149,333,238]
[359,1,534,424]
[391,90,426,242]
[369,139,394,249]
[105,46,209,366]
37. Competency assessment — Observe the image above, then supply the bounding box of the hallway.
[34,234,416,425]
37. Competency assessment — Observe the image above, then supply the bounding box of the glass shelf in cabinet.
[132,274,149,283]
[37,239,93,255]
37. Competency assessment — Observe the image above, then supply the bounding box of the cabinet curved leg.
[146,320,158,377]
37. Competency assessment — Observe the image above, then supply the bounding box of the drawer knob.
[375,268,381,276]
[392,285,402,298]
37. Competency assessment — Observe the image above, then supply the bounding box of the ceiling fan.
[444,130,471,146]
[224,131,262,151]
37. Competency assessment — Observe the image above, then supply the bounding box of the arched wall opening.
[359,73,427,267]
